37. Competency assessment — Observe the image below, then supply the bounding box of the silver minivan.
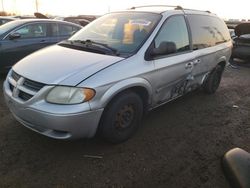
[3,6,232,143]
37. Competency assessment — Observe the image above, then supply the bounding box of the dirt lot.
[0,65,250,188]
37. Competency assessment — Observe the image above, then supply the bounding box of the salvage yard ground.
[0,65,250,187]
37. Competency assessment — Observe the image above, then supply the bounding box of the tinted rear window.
[51,23,80,36]
[187,15,230,50]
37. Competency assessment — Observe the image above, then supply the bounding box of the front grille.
[9,84,14,92]
[19,90,33,101]
[8,71,46,101]
[23,78,45,91]
[11,71,21,81]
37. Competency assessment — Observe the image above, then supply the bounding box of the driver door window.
[14,23,47,39]
[154,15,190,56]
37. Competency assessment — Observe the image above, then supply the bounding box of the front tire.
[203,64,224,94]
[99,92,143,144]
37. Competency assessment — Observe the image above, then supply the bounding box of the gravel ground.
[0,65,250,188]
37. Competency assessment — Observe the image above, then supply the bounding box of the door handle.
[185,62,193,69]
[193,59,201,65]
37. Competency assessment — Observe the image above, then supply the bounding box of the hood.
[235,23,250,36]
[13,45,124,85]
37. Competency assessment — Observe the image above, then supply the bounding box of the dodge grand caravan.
[3,5,232,143]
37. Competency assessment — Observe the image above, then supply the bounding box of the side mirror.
[71,30,77,36]
[9,32,21,40]
[150,41,177,57]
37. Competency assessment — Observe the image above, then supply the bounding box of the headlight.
[46,86,95,104]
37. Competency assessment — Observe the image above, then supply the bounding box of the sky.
[1,0,250,20]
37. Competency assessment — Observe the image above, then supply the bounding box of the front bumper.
[3,78,104,140]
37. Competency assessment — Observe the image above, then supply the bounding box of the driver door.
[0,22,50,71]
[146,15,195,105]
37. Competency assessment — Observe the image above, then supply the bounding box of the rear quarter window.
[51,23,80,37]
[187,15,230,50]
[58,24,78,36]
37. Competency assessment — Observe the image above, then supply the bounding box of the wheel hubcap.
[115,104,135,129]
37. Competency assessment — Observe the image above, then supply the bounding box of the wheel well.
[202,61,226,87]
[97,86,150,135]
[218,61,226,69]
[106,86,150,112]
[130,86,150,110]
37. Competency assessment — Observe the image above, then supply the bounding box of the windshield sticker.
[130,20,151,26]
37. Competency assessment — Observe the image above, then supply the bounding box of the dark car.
[231,23,250,61]
[0,16,16,26]
[54,15,97,27]
[0,19,82,73]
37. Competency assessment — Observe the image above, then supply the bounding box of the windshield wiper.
[67,39,120,56]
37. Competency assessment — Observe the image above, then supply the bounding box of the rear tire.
[203,64,224,94]
[99,92,143,144]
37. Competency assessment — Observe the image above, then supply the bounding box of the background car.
[54,15,97,26]
[225,20,241,27]
[228,28,236,38]
[231,23,250,61]
[0,19,82,73]
[0,16,16,26]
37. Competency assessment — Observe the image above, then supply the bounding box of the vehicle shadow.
[0,73,7,79]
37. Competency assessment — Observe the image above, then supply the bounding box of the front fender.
[89,77,153,110]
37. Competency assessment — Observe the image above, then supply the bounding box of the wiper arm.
[70,39,120,56]
[86,40,119,55]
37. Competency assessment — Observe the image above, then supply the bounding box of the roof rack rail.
[129,5,212,14]
[130,5,183,10]
[178,7,212,13]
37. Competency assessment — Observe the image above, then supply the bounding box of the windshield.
[0,20,23,36]
[69,12,161,56]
